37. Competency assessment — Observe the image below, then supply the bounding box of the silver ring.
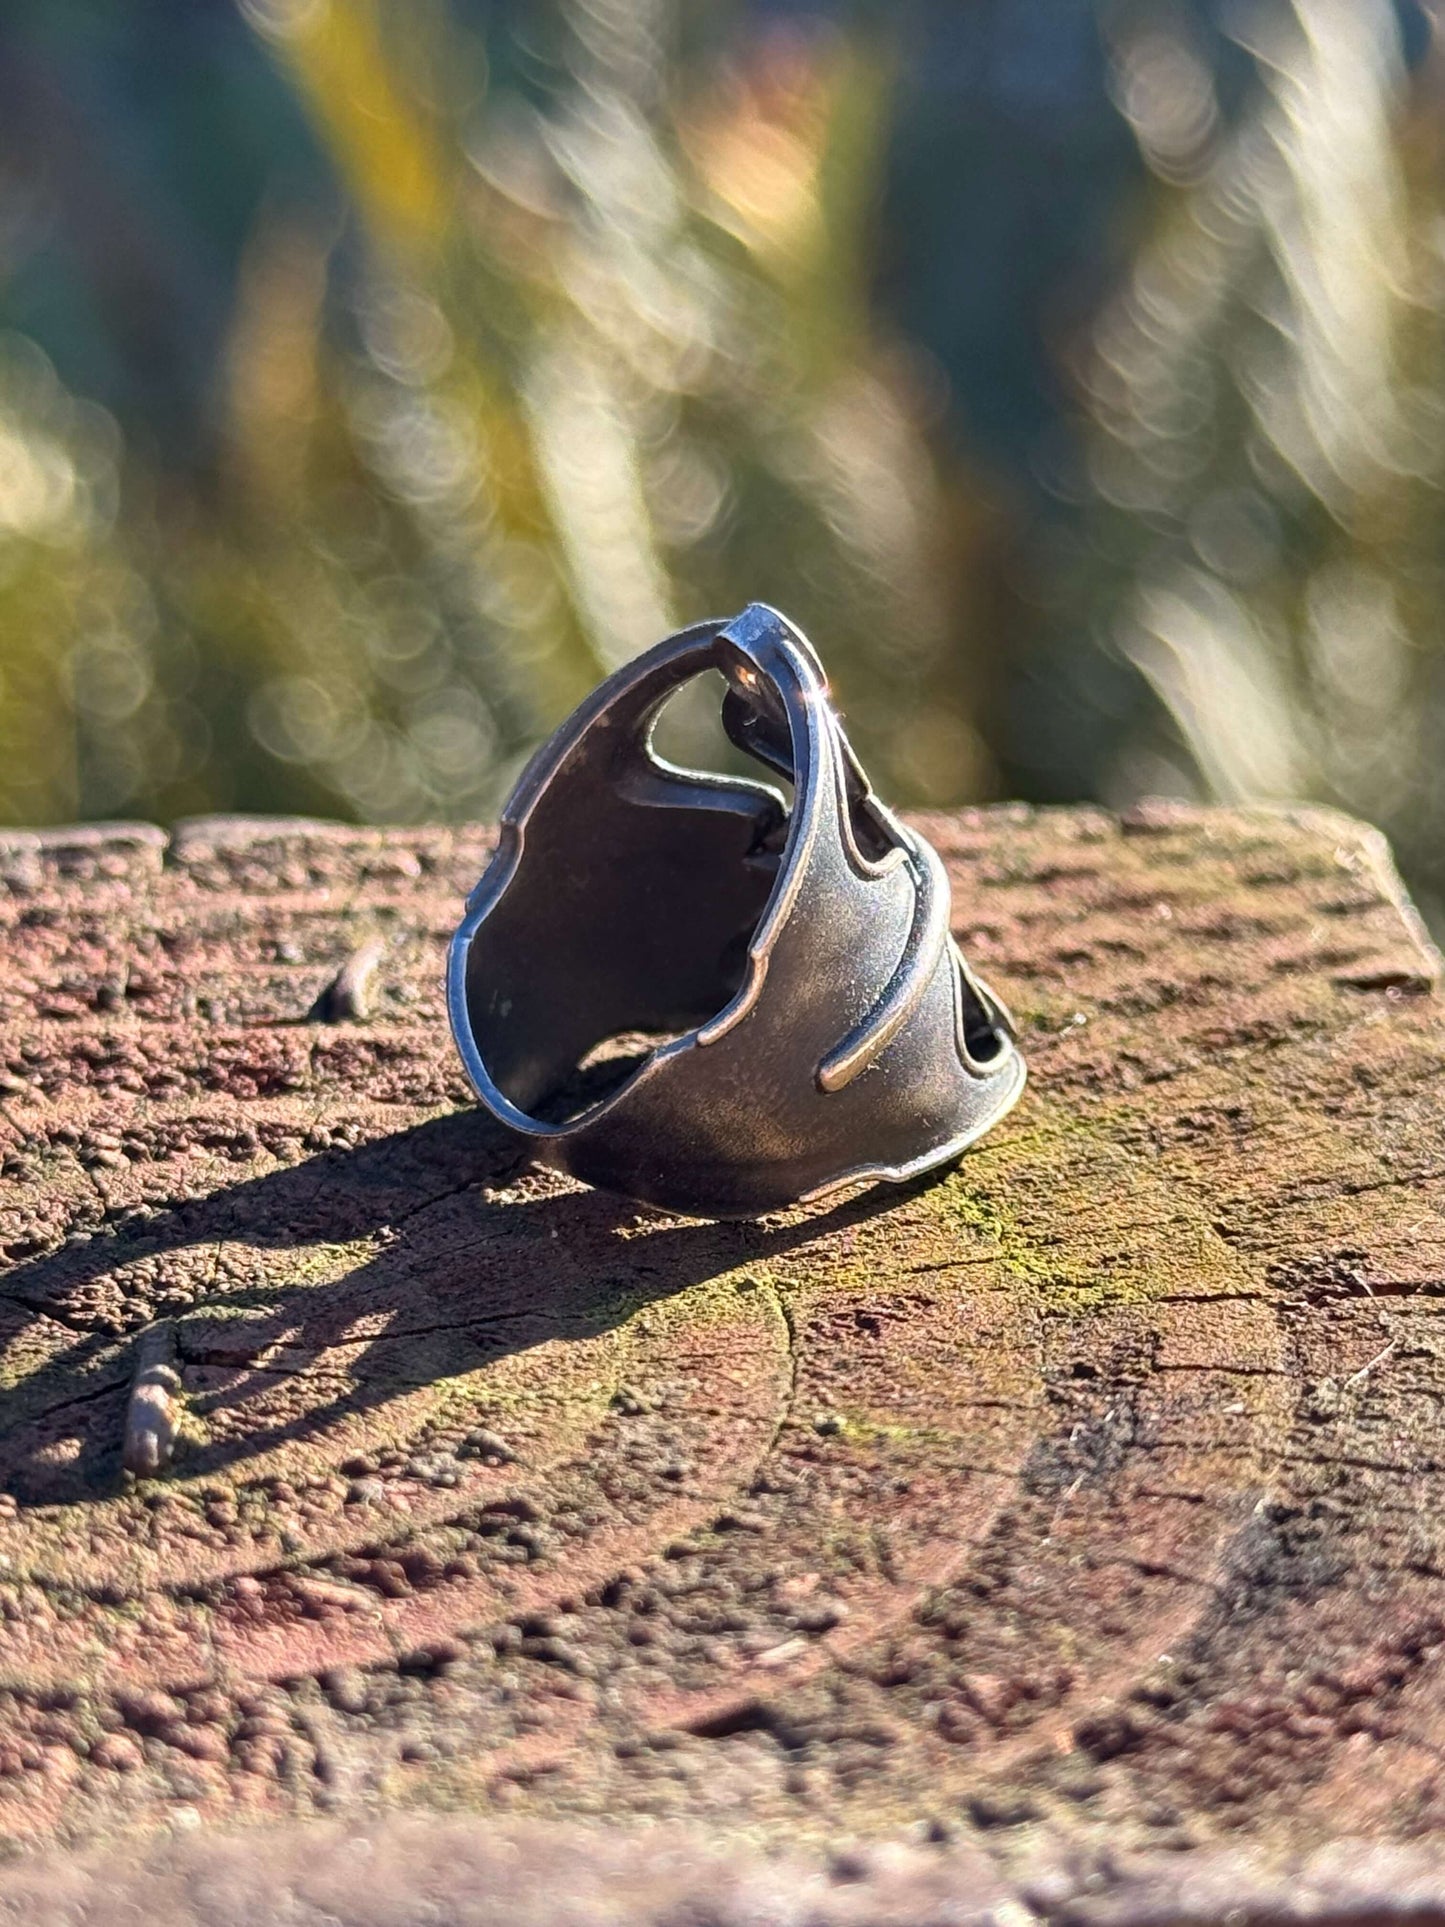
[449,604,1025,1216]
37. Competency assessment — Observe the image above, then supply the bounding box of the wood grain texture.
[1,802,1444,1877]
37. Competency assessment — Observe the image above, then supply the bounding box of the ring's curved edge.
[815,831,953,1094]
[474,619,734,881]
[693,604,835,1048]
[657,1044,1028,1220]
[448,609,825,1138]
[447,619,732,1141]
[794,1045,1029,1210]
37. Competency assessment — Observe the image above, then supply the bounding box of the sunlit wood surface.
[3,804,1445,1894]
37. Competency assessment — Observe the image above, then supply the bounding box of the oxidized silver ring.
[448,604,1025,1217]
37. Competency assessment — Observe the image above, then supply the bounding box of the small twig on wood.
[1344,1338,1398,1391]
[313,938,386,1022]
[123,1323,181,1476]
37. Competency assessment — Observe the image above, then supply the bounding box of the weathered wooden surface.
[2,804,1445,1879]
[13,1813,1445,1926]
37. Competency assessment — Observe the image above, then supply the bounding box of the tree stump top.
[3,802,1445,1884]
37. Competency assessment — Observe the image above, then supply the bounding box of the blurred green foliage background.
[2,0,1444,918]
